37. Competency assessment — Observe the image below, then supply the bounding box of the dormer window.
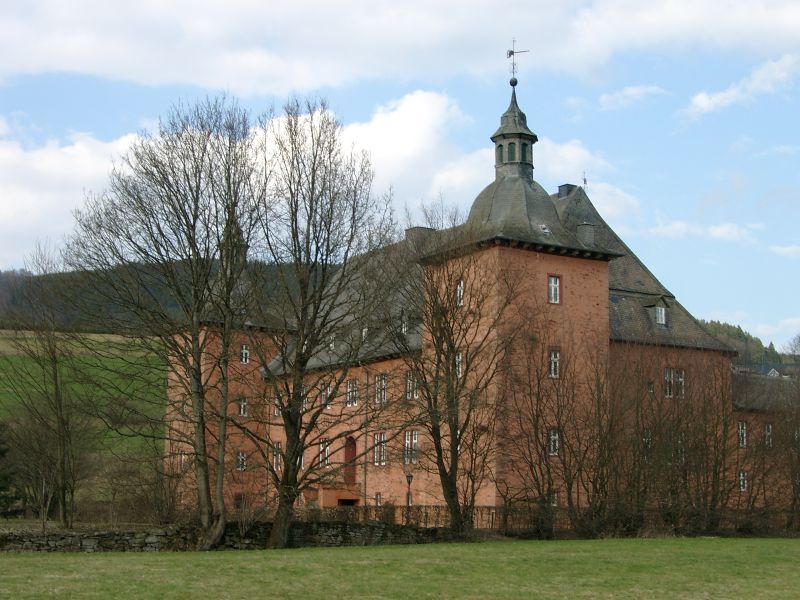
[655,306,666,326]
[508,142,516,161]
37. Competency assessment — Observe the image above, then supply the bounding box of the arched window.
[496,145,503,163]
[521,143,529,162]
[508,142,516,161]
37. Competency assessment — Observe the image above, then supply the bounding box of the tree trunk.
[196,513,227,550]
[268,491,297,549]
[440,474,471,537]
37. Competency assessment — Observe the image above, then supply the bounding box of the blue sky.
[0,1,798,348]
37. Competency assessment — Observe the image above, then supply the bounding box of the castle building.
[168,79,799,531]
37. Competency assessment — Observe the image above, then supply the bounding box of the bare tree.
[64,97,265,548]
[0,244,95,528]
[0,422,16,516]
[238,98,397,548]
[389,204,517,536]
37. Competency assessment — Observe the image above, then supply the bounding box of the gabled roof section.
[552,185,732,353]
[733,372,799,412]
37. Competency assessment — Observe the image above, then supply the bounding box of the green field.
[1,538,799,599]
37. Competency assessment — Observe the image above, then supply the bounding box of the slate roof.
[551,185,731,352]
[463,176,618,258]
[732,372,799,412]
[491,88,538,141]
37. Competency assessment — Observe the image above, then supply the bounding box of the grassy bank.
[1,538,799,599]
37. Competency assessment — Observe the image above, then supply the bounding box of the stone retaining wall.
[0,521,452,552]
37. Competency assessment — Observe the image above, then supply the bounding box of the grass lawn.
[1,537,799,599]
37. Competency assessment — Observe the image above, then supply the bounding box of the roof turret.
[491,80,538,181]
[491,81,538,142]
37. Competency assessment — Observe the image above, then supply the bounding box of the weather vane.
[506,38,529,83]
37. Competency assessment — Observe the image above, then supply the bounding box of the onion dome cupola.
[491,78,538,182]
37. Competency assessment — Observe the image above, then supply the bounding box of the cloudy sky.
[1,1,799,347]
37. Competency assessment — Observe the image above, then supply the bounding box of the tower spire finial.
[506,38,529,87]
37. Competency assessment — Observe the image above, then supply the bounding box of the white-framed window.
[361,326,369,341]
[319,385,332,409]
[548,428,560,456]
[375,492,382,507]
[404,430,418,464]
[235,451,247,471]
[273,394,281,417]
[375,373,388,406]
[240,344,250,364]
[765,423,773,448]
[664,368,685,399]
[405,371,419,400]
[273,442,283,472]
[655,306,666,325]
[237,396,248,417]
[456,279,465,307]
[400,313,409,335]
[328,336,336,352]
[548,349,560,379]
[319,438,330,467]
[549,490,559,507]
[455,352,463,379]
[297,450,305,470]
[548,275,561,304]
[373,432,387,466]
[738,421,747,448]
[346,379,359,407]
[739,470,748,492]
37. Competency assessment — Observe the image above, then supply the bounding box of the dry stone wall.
[0,521,452,552]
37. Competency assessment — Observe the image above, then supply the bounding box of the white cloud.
[646,217,760,242]
[0,130,135,269]
[534,138,610,184]
[750,318,800,347]
[585,182,641,221]
[599,85,666,110]
[769,244,800,258]
[3,2,800,94]
[685,54,800,118]
[756,144,798,156]
[342,90,484,212]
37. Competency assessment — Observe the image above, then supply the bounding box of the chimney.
[558,183,577,198]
